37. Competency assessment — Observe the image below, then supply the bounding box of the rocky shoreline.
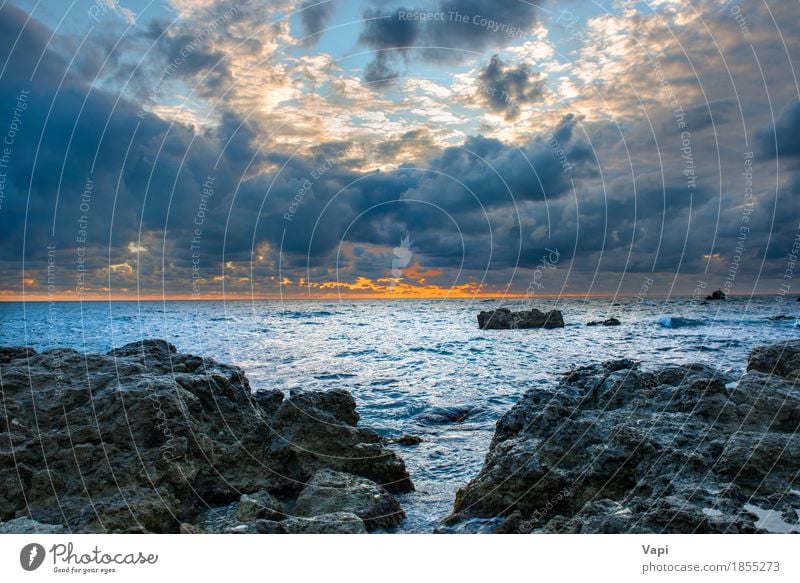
[442,340,800,533]
[2,338,799,534]
[0,340,412,534]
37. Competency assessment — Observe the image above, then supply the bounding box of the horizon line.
[0,292,784,303]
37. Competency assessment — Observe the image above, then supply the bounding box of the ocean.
[1,296,798,531]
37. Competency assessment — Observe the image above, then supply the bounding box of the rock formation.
[477,308,565,330]
[0,340,413,533]
[443,340,800,533]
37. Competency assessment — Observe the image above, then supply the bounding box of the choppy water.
[1,296,798,531]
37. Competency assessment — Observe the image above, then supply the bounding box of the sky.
[0,0,798,300]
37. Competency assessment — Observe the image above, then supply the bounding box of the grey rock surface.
[294,469,405,531]
[0,339,412,533]
[445,340,800,533]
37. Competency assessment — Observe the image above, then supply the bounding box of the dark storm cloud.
[475,55,546,119]
[422,130,591,208]
[660,100,736,135]
[0,0,590,296]
[298,0,336,44]
[358,7,419,84]
[358,0,542,85]
[0,3,273,295]
[358,7,420,51]
[4,1,799,297]
[263,116,597,275]
[758,99,800,159]
[137,14,235,99]
[227,113,595,279]
[363,52,401,85]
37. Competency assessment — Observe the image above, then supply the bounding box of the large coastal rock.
[0,340,412,533]
[444,340,800,533]
[477,308,565,330]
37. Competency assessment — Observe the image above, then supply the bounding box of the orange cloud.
[297,276,506,299]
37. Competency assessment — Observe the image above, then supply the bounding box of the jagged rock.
[747,339,800,381]
[235,490,284,522]
[706,289,726,300]
[294,469,405,531]
[0,340,412,533]
[477,308,564,330]
[68,487,180,533]
[444,342,800,533]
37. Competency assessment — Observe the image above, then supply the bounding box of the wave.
[335,349,378,358]
[314,373,357,380]
[409,346,455,356]
[658,316,706,328]
[693,345,720,352]
[281,310,336,318]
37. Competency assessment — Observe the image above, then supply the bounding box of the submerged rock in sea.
[0,339,413,533]
[389,434,424,446]
[586,317,621,326]
[477,308,565,330]
[444,340,800,533]
[415,404,484,425]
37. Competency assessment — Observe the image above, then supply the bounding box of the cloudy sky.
[0,0,798,300]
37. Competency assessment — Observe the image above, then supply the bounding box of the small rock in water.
[416,405,482,425]
[586,317,621,326]
[767,315,795,321]
[477,308,565,329]
[705,288,726,300]
[391,434,424,446]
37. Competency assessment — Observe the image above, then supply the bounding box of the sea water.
[1,296,797,531]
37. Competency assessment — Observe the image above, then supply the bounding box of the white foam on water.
[744,504,800,533]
